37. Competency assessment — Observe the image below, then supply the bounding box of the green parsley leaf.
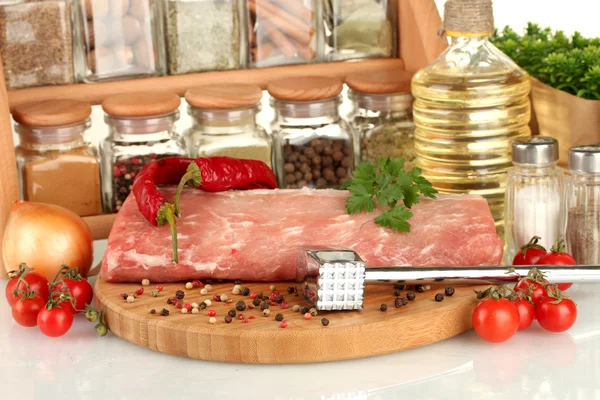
[345,181,376,214]
[374,207,414,232]
[376,183,404,207]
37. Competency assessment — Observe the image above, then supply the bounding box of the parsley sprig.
[342,158,437,232]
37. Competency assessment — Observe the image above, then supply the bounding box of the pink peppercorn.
[249,316,256,320]
[156,286,163,292]
[192,280,202,288]
[269,291,280,302]
[237,314,244,320]
[243,318,249,323]
[304,313,312,320]
[136,287,144,296]
[213,294,221,302]
[280,301,288,309]
[183,303,192,311]
[250,292,258,299]
[280,320,288,328]
[208,310,216,317]
[174,300,183,309]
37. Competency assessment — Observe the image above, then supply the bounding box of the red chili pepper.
[132,157,277,263]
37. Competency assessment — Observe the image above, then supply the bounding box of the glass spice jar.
[184,84,271,165]
[0,0,74,89]
[565,145,600,264]
[323,0,396,61]
[246,0,320,68]
[164,0,244,75]
[504,137,565,264]
[100,91,186,213]
[13,99,102,217]
[72,0,165,82]
[268,76,355,189]
[346,70,415,170]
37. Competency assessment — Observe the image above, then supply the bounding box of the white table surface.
[1,240,600,400]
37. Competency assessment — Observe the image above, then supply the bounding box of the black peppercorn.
[121,293,128,300]
[287,286,296,294]
[416,285,425,293]
[199,302,207,310]
[380,304,388,312]
[175,290,185,299]
[236,301,247,311]
[167,297,175,305]
[257,292,264,300]
[252,298,261,307]
[224,316,232,324]
[160,308,169,316]
[275,296,284,304]
[321,318,329,326]
[393,284,405,290]
[445,286,455,297]
[406,291,416,301]
[394,298,403,308]
[150,309,156,314]
[228,309,236,318]
[393,290,401,297]
[435,293,445,302]
[260,301,270,311]
[206,279,212,284]
[241,287,250,296]
[300,306,310,314]
[275,313,284,321]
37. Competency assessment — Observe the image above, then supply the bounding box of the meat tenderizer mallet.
[297,249,600,311]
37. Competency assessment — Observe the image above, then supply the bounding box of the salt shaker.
[504,137,564,264]
[565,145,600,264]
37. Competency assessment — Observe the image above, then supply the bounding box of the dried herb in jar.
[0,0,74,89]
[360,122,416,171]
[567,207,600,264]
[165,0,240,74]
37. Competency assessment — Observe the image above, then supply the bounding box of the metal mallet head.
[297,249,600,311]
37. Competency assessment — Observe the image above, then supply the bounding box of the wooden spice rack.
[0,0,446,270]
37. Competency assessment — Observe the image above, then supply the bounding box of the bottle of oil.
[412,0,531,237]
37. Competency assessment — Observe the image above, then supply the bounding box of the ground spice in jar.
[165,0,240,74]
[567,207,600,264]
[0,0,74,89]
[14,100,101,217]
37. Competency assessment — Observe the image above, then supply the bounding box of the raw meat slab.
[101,188,504,282]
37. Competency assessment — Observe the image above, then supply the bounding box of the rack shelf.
[8,58,405,109]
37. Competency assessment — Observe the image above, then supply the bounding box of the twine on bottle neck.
[440,0,494,38]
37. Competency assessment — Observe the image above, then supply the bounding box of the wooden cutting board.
[95,279,488,364]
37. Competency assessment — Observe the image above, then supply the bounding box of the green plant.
[491,22,600,100]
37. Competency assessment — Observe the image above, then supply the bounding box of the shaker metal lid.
[512,136,559,164]
[569,145,600,173]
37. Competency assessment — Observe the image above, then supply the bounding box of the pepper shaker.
[504,137,564,264]
[565,145,600,264]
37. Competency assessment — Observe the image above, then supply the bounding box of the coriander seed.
[292,305,300,312]
[309,308,318,316]
[269,284,276,291]
[445,286,455,297]
[151,289,159,297]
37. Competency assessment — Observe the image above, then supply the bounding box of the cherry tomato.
[536,297,577,332]
[37,306,74,337]
[472,298,520,343]
[11,295,46,327]
[63,279,94,312]
[513,298,535,331]
[557,283,573,291]
[5,272,49,307]
[537,249,576,291]
[515,279,548,305]
[513,247,547,266]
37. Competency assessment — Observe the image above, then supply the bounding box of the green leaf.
[379,157,405,176]
[353,161,377,183]
[374,207,414,232]
[402,184,421,208]
[376,183,405,207]
[345,181,376,214]
[412,175,438,199]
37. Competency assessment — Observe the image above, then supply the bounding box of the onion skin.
[2,201,93,282]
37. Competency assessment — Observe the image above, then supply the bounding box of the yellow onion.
[2,201,93,282]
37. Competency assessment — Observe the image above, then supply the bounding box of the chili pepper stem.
[174,162,202,217]
[157,203,179,264]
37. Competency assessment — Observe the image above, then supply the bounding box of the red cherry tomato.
[513,298,535,331]
[37,306,74,337]
[536,297,577,332]
[11,295,46,327]
[63,278,94,312]
[512,247,547,266]
[557,283,573,291]
[5,272,49,307]
[537,247,576,291]
[472,298,520,343]
[515,279,548,305]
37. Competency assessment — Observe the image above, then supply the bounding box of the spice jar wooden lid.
[185,84,263,110]
[102,91,181,117]
[12,100,92,127]
[267,76,343,101]
[345,70,414,94]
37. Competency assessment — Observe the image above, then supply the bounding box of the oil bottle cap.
[569,145,600,173]
[512,136,559,165]
[443,0,494,36]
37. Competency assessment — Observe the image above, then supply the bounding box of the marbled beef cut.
[101,188,504,282]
